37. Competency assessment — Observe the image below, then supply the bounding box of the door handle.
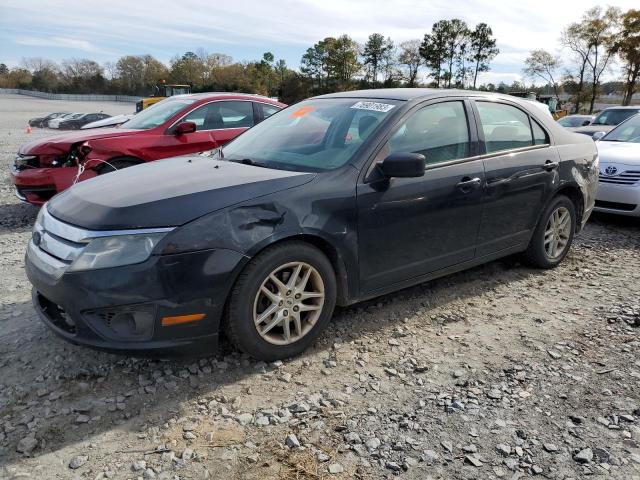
[542,160,559,171]
[456,177,482,192]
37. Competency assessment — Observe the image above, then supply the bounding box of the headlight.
[68,233,167,272]
[15,154,38,169]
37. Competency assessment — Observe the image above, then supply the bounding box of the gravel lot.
[0,94,639,480]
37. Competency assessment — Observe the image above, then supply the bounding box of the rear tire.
[97,158,141,174]
[225,241,337,361]
[523,195,576,269]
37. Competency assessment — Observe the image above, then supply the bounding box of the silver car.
[557,114,594,131]
[575,106,640,138]
[595,114,640,217]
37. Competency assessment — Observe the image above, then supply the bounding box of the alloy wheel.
[544,206,571,259]
[253,262,325,345]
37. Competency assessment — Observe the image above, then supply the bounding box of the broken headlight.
[14,154,38,170]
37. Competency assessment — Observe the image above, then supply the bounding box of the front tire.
[225,241,337,361]
[523,195,576,269]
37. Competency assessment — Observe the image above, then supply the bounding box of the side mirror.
[380,152,426,178]
[175,121,197,135]
[592,131,606,141]
[582,120,591,126]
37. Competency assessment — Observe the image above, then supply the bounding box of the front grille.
[34,212,87,265]
[595,200,637,211]
[599,170,640,185]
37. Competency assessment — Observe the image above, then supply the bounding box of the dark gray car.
[26,89,599,360]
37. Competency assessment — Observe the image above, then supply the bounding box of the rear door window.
[183,101,255,130]
[476,102,534,153]
[219,102,254,128]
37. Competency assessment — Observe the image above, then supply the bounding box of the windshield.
[558,116,588,127]
[124,98,196,130]
[602,115,640,143]
[592,109,639,126]
[222,98,401,172]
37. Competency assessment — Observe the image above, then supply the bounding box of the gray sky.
[0,0,636,85]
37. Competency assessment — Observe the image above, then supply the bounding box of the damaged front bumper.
[26,238,247,354]
[10,165,97,205]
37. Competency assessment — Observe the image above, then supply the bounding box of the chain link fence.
[0,88,141,103]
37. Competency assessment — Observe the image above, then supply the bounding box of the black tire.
[225,241,337,361]
[523,195,576,269]
[97,158,141,174]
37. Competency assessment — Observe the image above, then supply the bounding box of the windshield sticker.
[290,105,315,118]
[351,101,395,113]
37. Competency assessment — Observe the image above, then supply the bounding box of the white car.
[595,114,640,217]
[81,114,133,129]
[48,113,82,129]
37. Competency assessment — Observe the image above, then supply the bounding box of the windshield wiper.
[227,157,271,168]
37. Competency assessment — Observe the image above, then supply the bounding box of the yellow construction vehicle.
[508,92,568,120]
[135,84,191,112]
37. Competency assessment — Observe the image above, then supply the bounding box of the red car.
[12,93,285,205]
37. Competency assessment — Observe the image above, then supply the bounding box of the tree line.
[299,20,498,94]
[523,7,640,113]
[1,9,637,108]
[0,19,498,104]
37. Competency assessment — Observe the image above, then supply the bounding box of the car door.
[146,101,257,159]
[357,99,485,293]
[472,100,558,256]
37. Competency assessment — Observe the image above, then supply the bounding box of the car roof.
[168,92,281,103]
[315,88,529,103]
[600,106,640,110]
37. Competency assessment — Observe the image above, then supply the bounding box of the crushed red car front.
[11,128,139,205]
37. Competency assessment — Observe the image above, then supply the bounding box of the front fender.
[158,169,360,303]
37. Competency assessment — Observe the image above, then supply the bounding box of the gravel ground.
[0,94,639,480]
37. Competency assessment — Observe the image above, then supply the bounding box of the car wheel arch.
[552,184,585,231]
[94,156,144,173]
[242,232,352,306]
[533,183,584,235]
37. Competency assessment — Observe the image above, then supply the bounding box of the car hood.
[19,128,142,155]
[47,156,315,230]
[597,141,640,166]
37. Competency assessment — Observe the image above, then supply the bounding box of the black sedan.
[58,112,111,130]
[28,112,69,128]
[25,89,598,360]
